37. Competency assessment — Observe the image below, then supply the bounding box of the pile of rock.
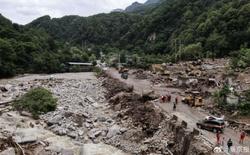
[101,76,133,98]
[109,92,164,136]
[0,76,130,155]
[132,70,153,80]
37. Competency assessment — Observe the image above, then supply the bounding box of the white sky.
[0,0,147,25]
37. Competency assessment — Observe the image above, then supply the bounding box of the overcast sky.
[0,0,147,25]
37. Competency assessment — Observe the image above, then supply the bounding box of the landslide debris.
[0,71,214,155]
[109,92,164,137]
[102,75,133,98]
[100,74,177,154]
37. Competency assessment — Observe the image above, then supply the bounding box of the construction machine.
[182,91,203,107]
[118,66,128,74]
[151,64,170,76]
[118,66,129,79]
[121,71,128,79]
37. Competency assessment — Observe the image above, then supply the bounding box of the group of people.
[160,94,248,153]
[216,131,247,152]
[160,95,178,111]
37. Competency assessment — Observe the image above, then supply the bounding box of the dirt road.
[106,68,250,155]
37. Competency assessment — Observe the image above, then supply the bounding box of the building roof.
[68,62,93,66]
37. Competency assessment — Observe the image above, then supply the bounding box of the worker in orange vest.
[175,97,178,104]
[239,131,246,144]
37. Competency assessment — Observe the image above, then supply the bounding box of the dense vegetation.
[231,48,250,69]
[13,87,57,118]
[123,0,162,13]
[1,0,250,77]
[0,14,97,77]
[28,0,250,61]
[239,90,250,116]
[28,13,141,47]
[124,0,250,57]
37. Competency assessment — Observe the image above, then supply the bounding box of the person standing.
[173,102,176,111]
[216,132,221,145]
[167,95,171,102]
[227,138,233,153]
[160,96,165,103]
[239,131,246,144]
[221,137,225,147]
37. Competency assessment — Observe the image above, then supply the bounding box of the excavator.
[151,64,170,76]
[182,91,203,107]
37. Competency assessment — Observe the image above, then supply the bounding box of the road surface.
[106,68,250,155]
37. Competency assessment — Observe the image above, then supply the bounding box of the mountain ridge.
[112,0,163,13]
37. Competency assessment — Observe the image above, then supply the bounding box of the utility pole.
[118,52,121,65]
[174,39,177,54]
[81,40,87,51]
[81,40,84,51]
[85,40,87,50]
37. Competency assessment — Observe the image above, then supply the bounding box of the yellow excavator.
[182,91,203,107]
[151,64,170,75]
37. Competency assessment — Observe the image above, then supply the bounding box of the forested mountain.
[0,14,61,77]
[1,0,250,77]
[0,14,96,77]
[28,0,250,57]
[125,2,144,12]
[28,13,141,46]
[123,0,250,57]
[113,0,163,13]
[144,0,161,5]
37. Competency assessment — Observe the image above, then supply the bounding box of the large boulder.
[106,125,121,138]
[0,147,15,155]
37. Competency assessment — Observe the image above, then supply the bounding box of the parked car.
[205,115,224,121]
[196,119,225,133]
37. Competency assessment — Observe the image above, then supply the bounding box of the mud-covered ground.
[0,72,176,155]
[106,58,250,155]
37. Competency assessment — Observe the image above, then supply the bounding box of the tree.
[206,32,228,57]
[89,54,97,65]
[231,48,250,69]
[0,38,16,77]
[70,47,89,62]
[214,84,231,108]
[178,42,203,61]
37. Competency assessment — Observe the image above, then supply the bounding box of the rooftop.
[68,62,93,66]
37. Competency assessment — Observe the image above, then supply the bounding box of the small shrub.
[239,90,250,115]
[231,48,250,69]
[239,102,250,116]
[93,67,103,77]
[213,85,231,106]
[13,87,57,118]
[178,43,203,61]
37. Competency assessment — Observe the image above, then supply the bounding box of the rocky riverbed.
[0,73,131,155]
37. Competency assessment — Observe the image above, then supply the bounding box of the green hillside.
[1,0,250,77]
[28,13,141,46]
[124,0,250,55]
[28,0,250,56]
[0,14,60,77]
[0,14,95,77]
